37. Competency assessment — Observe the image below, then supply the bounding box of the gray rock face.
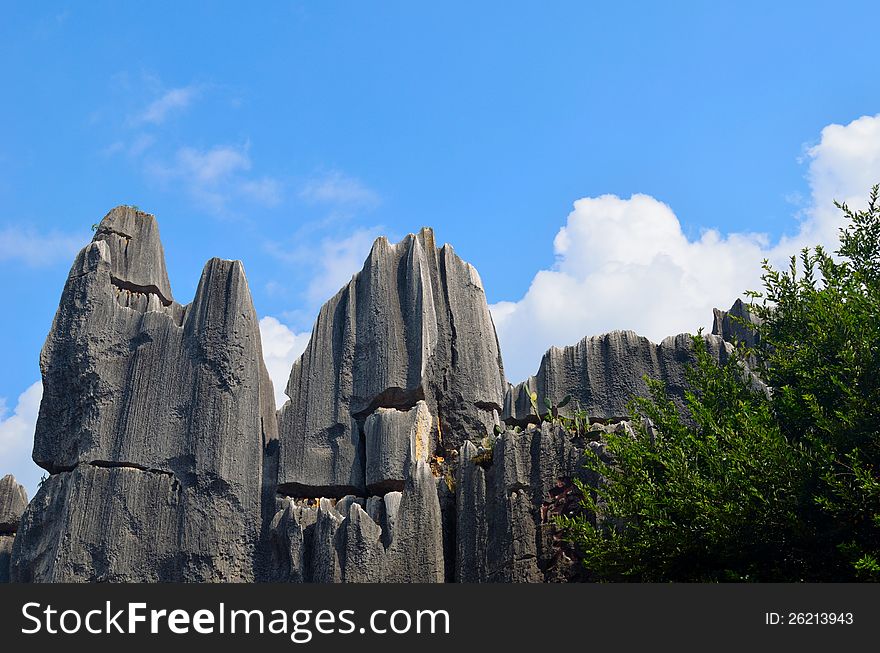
[712,299,761,348]
[0,475,27,583]
[267,458,445,582]
[10,206,752,584]
[276,228,505,497]
[503,331,732,424]
[12,206,274,582]
[364,401,432,494]
[456,426,588,582]
[0,475,27,533]
[0,536,13,583]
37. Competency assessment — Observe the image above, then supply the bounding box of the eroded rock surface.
[11,206,273,582]
[503,331,732,424]
[0,475,27,533]
[712,298,761,348]
[456,426,589,582]
[268,396,445,584]
[276,228,505,498]
[0,475,27,583]
[8,208,750,584]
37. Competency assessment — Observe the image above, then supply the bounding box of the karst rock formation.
[3,206,745,583]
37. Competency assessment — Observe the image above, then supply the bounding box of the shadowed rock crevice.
[110,276,173,307]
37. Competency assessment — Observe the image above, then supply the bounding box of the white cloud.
[299,171,380,208]
[0,381,44,500]
[147,143,282,211]
[0,226,85,267]
[174,144,251,184]
[491,113,880,383]
[259,317,311,407]
[135,85,200,125]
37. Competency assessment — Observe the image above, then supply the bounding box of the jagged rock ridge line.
[5,206,748,583]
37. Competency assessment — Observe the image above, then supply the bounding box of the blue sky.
[3,1,880,495]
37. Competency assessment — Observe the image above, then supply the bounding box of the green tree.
[748,186,880,580]
[558,338,813,581]
[560,185,880,581]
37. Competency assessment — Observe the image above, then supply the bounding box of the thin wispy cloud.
[174,144,251,184]
[240,177,283,207]
[133,85,201,125]
[299,171,381,208]
[0,226,86,267]
[266,226,384,305]
[146,143,283,211]
[97,74,286,214]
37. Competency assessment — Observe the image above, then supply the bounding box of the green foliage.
[557,338,813,581]
[559,185,880,581]
[748,185,880,580]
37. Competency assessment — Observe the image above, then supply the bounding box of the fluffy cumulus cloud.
[491,113,880,382]
[259,317,311,407]
[0,381,44,500]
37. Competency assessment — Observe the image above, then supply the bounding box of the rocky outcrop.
[0,475,27,583]
[8,207,752,584]
[456,426,589,583]
[0,474,27,533]
[503,331,732,425]
[276,228,506,498]
[712,298,761,348]
[364,401,432,494]
[11,206,274,582]
[267,394,445,583]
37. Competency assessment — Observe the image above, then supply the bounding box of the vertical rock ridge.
[0,475,27,583]
[12,207,270,582]
[503,330,732,424]
[277,227,505,498]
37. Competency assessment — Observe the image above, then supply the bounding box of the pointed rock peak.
[188,258,252,320]
[365,227,437,262]
[92,205,173,304]
[712,298,761,347]
[0,474,28,533]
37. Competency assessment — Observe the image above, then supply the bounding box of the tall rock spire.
[12,206,274,582]
[276,227,506,498]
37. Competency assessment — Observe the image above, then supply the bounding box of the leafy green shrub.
[558,185,880,582]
